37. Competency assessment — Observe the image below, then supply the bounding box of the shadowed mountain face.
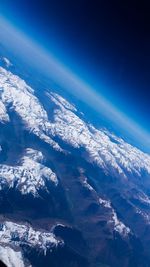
[0,261,7,267]
[0,62,150,267]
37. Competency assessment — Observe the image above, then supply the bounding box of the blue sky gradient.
[0,4,149,153]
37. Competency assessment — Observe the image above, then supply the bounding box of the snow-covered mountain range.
[0,67,149,178]
[0,65,150,267]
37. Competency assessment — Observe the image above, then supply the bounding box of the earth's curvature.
[0,60,150,267]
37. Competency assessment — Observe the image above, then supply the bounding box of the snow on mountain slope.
[0,246,26,267]
[0,67,62,151]
[79,169,130,236]
[0,66,150,181]
[99,197,130,236]
[1,57,12,68]
[49,92,77,112]
[0,220,63,254]
[0,100,9,123]
[0,148,58,196]
[47,93,150,178]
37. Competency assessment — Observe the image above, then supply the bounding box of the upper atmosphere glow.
[0,16,149,153]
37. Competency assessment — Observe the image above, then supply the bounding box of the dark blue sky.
[0,0,150,133]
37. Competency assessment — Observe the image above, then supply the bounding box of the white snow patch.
[47,92,77,112]
[0,246,25,267]
[0,148,58,196]
[0,100,9,122]
[99,198,111,208]
[135,208,150,224]
[1,57,12,68]
[0,220,63,254]
[82,176,94,191]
